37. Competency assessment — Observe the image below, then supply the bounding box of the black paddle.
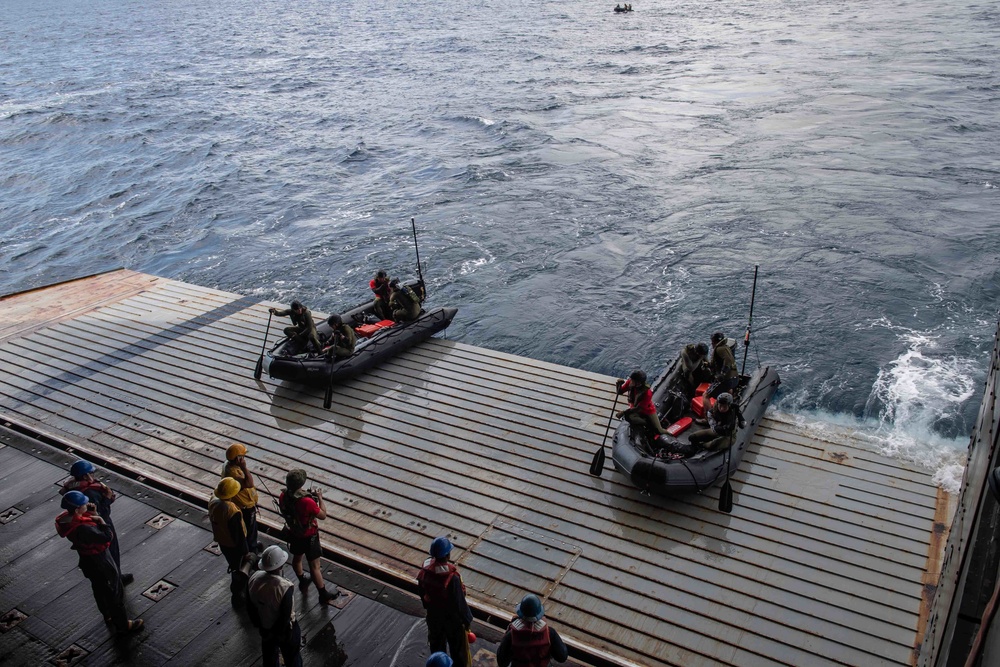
[590,389,621,477]
[254,310,273,380]
[323,356,335,409]
[719,264,759,514]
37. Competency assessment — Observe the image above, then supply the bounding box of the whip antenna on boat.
[411,217,424,287]
[740,264,759,377]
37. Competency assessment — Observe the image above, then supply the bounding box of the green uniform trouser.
[284,325,321,352]
[688,429,734,451]
[328,345,353,359]
[373,297,391,321]
[626,411,667,436]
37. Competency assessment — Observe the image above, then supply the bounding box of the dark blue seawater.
[2,0,998,487]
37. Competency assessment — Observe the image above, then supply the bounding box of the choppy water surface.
[2,0,998,488]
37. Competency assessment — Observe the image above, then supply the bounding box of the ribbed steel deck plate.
[0,270,953,667]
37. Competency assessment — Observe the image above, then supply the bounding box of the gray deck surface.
[0,270,954,667]
[0,432,502,667]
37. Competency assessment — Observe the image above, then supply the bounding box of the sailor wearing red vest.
[416,536,473,667]
[54,490,144,634]
[60,459,134,585]
[497,594,568,667]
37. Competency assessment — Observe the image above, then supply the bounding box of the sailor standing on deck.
[60,459,134,585]
[208,477,251,607]
[417,536,473,667]
[247,545,303,667]
[222,443,261,554]
[55,491,144,634]
[277,468,343,605]
[496,594,569,667]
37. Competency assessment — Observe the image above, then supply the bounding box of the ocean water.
[2,0,998,490]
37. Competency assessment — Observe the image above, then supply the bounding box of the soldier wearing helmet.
[370,270,392,321]
[688,392,747,451]
[269,300,323,355]
[389,279,421,322]
[321,313,357,360]
[223,443,260,554]
[247,545,303,667]
[61,459,133,585]
[417,536,473,667]
[707,331,739,400]
[208,477,250,606]
[55,490,144,634]
[497,594,568,667]
[679,341,711,394]
[616,369,668,442]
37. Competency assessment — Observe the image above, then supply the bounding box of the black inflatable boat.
[611,354,780,496]
[261,283,457,387]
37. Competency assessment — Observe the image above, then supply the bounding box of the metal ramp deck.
[0,270,954,667]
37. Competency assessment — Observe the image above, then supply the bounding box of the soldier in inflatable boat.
[685,392,746,452]
[269,300,322,354]
[616,369,669,441]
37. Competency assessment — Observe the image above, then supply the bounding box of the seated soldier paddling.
[616,369,668,445]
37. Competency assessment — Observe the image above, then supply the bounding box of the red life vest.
[509,618,552,667]
[54,511,111,556]
[417,558,459,611]
[63,478,111,498]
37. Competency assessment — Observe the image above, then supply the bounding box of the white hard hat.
[260,545,288,572]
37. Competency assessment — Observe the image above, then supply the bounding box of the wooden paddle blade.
[253,357,263,380]
[590,446,606,477]
[719,480,734,513]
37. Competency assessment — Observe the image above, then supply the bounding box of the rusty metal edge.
[0,267,129,301]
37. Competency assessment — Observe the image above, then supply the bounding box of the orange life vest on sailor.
[417,557,460,611]
[508,618,552,667]
[54,511,112,556]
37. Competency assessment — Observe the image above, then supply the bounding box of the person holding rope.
[278,469,342,605]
